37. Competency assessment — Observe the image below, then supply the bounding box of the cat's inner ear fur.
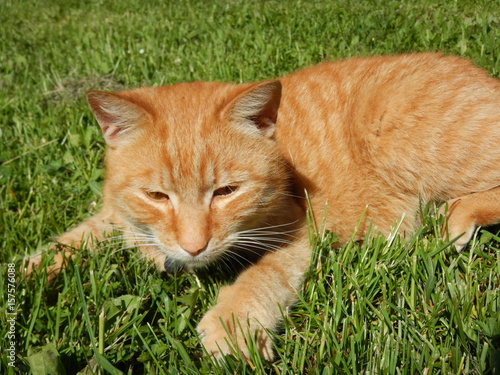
[229,80,282,138]
[86,91,150,146]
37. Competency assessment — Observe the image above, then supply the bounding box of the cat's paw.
[22,246,74,281]
[440,198,476,251]
[23,252,43,276]
[196,304,274,361]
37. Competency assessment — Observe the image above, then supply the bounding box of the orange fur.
[27,53,500,359]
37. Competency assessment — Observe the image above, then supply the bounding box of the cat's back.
[275,53,500,201]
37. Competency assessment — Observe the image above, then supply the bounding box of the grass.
[1,0,499,373]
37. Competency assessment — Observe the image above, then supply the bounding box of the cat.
[26,53,500,360]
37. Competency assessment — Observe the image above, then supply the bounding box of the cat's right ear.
[86,91,150,147]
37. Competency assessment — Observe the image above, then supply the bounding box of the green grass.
[1,0,499,373]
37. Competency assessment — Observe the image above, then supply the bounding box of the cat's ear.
[229,80,282,138]
[86,91,150,146]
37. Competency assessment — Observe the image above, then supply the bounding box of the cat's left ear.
[229,80,282,138]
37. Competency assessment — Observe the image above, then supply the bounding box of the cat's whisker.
[235,220,304,233]
[108,245,142,257]
[228,243,270,257]
[219,249,254,271]
[277,192,305,200]
[119,222,155,237]
[132,253,162,270]
[211,255,237,273]
[233,231,303,243]
[235,231,301,241]
[234,243,295,254]
[98,235,125,243]
[230,241,296,258]
[233,232,304,245]
[238,233,300,241]
[220,251,246,268]
[235,236,301,246]
[240,226,304,234]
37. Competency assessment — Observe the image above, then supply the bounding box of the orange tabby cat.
[27,53,500,360]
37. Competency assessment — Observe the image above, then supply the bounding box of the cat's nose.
[179,238,209,256]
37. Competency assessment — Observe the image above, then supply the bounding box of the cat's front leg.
[25,207,117,280]
[196,233,310,360]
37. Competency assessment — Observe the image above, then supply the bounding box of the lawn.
[1,0,499,374]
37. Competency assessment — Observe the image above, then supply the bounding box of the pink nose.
[179,239,209,256]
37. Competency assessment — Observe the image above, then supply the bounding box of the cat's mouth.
[161,241,242,274]
[161,245,222,273]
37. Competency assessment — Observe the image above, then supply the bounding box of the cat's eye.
[213,186,238,197]
[146,191,170,201]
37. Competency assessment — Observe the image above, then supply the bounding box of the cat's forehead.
[142,82,256,158]
[115,81,271,191]
[131,82,230,135]
[159,129,251,186]
[127,86,242,175]
[154,81,236,113]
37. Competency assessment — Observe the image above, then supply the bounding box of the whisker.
[230,242,295,258]
[235,236,300,246]
[233,234,306,247]
[235,220,302,233]
[219,249,253,271]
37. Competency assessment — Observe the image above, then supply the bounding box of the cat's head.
[87,80,294,271]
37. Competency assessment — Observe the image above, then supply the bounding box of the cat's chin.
[164,257,185,274]
[163,254,216,274]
